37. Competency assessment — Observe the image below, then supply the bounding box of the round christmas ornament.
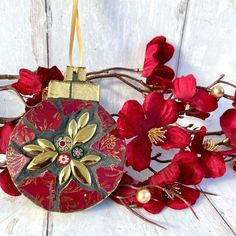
[6,66,126,212]
[1,0,236,230]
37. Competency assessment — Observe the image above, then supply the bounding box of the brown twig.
[86,67,142,76]
[182,126,224,136]
[118,198,166,229]
[86,73,149,94]
[218,80,236,89]
[0,74,18,80]
[151,158,172,163]
[0,115,23,124]
[119,184,199,220]
[207,74,225,89]
[148,166,156,174]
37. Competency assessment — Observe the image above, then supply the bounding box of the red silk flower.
[233,162,236,172]
[117,92,191,171]
[12,69,42,95]
[0,124,20,196]
[173,75,218,113]
[12,66,64,107]
[0,123,15,154]
[111,163,201,214]
[110,173,165,214]
[220,108,236,147]
[172,151,204,184]
[0,168,21,196]
[110,173,138,206]
[191,127,226,178]
[146,65,175,91]
[142,36,174,77]
[149,163,200,210]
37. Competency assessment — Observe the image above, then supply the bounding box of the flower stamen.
[185,104,191,111]
[165,184,181,200]
[203,139,218,151]
[148,127,167,144]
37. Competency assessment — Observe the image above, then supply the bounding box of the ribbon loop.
[69,0,83,66]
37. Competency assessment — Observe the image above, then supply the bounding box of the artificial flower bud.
[136,188,151,204]
[210,85,224,98]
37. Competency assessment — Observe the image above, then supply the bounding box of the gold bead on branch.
[136,188,151,204]
[210,85,224,98]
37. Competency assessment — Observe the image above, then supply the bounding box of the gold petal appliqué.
[27,151,58,171]
[73,124,97,145]
[59,165,71,185]
[80,155,101,165]
[23,145,44,155]
[77,112,90,129]
[70,160,91,185]
[68,119,78,138]
[37,139,56,151]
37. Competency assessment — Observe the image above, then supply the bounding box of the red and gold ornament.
[6,67,126,212]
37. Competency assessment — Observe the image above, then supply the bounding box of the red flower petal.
[0,124,15,154]
[233,162,236,172]
[37,66,64,88]
[25,93,43,112]
[146,65,175,91]
[117,100,147,139]
[190,89,218,112]
[147,76,173,91]
[199,152,226,178]
[0,168,21,196]
[142,36,174,77]
[173,75,197,100]
[220,108,236,147]
[159,99,179,126]
[172,151,204,185]
[149,163,180,186]
[12,69,42,95]
[143,198,165,214]
[191,126,206,154]
[186,110,210,120]
[126,135,152,171]
[166,185,200,210]
[160,126,191,150]
[143,92,178,127]
[233,91,236,108]
[110,173,137,205]
[176,102,210,120]
[152,65,175,80]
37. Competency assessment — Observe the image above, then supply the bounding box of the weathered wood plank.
[177,0,236,232]
[0,1,49,236]
[48,1,235,235]
[0,0,235,235]
[49,0,189,112]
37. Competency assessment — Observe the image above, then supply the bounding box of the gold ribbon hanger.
[69,0,83,66]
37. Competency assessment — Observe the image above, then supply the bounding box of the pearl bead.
[136,188,151,204]
[210,85,224,98]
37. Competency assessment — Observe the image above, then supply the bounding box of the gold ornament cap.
[47,66,100,102]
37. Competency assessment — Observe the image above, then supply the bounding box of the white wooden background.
[0,0,236,235]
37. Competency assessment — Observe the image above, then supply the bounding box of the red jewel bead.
[60,140,66,147]
[57,153,71,166]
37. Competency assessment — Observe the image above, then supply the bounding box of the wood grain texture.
[0,0,236,235]
[49,0,189,113]
[0,1,48,236]
[177,0,236,232]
